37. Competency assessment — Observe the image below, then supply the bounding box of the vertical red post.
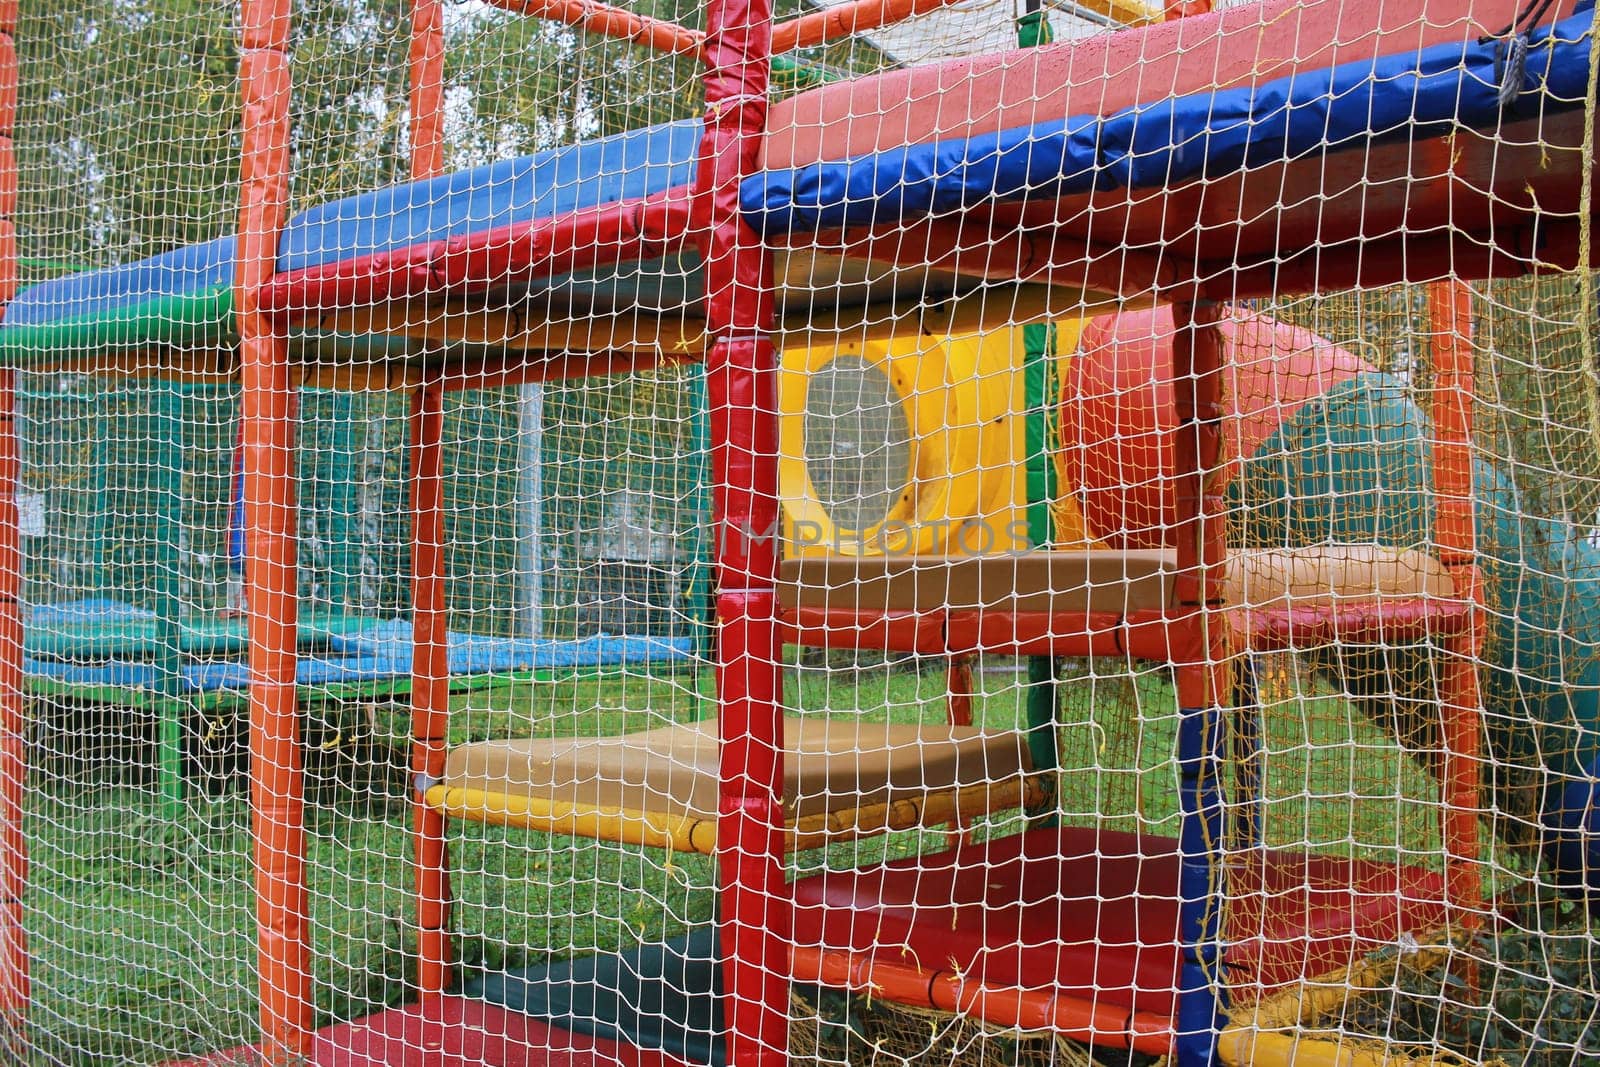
[695,0,787,1060]
[237,0,310,1059]
[1169,301,1228,1067]
[1428,279,1483,923]
[0,0,25,1053]
[408,0,452,1000]
[409,382,453,997]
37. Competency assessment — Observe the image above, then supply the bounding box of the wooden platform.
[777,550,1177,613]
[428,716,1040,852]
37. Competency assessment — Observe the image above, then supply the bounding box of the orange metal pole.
[238,0,310,1059]
[407,0,453,1001]
[410,0,448,181]
[1428,279,1483,924]
[483,0,980,61]
[0,0,24,1053]
[409,382,453,997]
[772,0,979,52]
[483,0,703,54]
[1428,281,1476,567]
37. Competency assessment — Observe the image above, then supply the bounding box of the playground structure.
[0,0,1599,1065]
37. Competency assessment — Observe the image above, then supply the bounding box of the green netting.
[17,377,706,641]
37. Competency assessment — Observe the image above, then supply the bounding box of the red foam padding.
[766,0,1564,167]
[793,827,1447,1020]
[170,997,695,1067]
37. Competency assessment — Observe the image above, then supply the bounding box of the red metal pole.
[697,0,787,1059]
[1428,280,1483,924]
[238,0,309,1059]
[0,0,25,1052]
[408,0,453,1001]
[409,382,453,997]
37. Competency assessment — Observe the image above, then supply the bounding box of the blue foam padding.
[4,120,701,331]
[276,120,703,272]
[443,633,693,674]
[2,236,237,329]
[743,8,1596,234]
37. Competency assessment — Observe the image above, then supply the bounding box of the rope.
[1580,7,1600,458]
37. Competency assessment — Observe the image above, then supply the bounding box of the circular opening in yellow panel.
[780,337,989,557]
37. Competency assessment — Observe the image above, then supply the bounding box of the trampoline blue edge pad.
[24,625,694,694]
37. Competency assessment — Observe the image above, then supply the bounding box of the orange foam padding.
[792,827,1448,1022]
[0,221,15,306]
[167,997,695,1067]
[0,33,14,135]
[1061,307,1371,550]
[0,136,16,217]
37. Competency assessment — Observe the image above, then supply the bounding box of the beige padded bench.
[427,717,1039,853]
[1220,546,1454,610]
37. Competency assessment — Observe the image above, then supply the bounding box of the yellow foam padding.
[1046,319,1096,549]
[425,775,1048,854]
[780,330,1029,557]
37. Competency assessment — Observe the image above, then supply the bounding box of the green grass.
[24,655,1470,1065]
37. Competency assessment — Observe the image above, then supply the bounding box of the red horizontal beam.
[261,187,694,322]
[779,216,1173,298]
[1206,218,1588,299]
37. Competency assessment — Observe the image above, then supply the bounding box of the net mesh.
[3,0,1600,1064]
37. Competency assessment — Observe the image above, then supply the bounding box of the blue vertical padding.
[1174,702,1227,1066]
